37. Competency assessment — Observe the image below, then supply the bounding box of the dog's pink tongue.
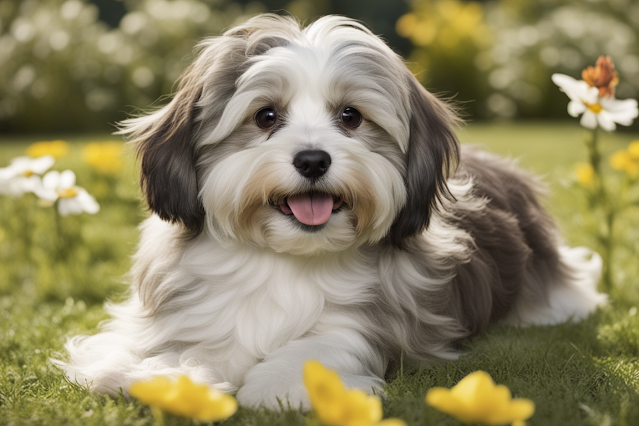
[287,193,334,225]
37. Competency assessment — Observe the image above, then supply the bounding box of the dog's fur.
[57,15,605,409]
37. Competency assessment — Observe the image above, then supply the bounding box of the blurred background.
[1,0,638,134]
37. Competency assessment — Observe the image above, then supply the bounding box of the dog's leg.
[236,313,385,410]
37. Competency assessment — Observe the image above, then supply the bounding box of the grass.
[1,121,639,425]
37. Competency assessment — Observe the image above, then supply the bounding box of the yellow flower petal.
[341,389,383,426]
[628,141,639,160]
[82,142,125,174]
[609,150,632,171]
[304,360,384,426]
[26,140,69,158]
[425,371,535,425]
[376,419,408,426]
[574,163,594,186]
[426,387,464,417]
[129,375,237,422]
[129,376,173,405]
[627,162,639,179]
[396,13,418,38]
[304,360,347,419]
[609,150,639,178]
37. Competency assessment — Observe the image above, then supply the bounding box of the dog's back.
[448,147,605,331]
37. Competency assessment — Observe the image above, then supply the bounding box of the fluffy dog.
[59,14,605,409]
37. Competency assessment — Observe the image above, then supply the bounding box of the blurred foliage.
[399,0,639,122]
[2,0,639,132]
[0,0,267,133]
[0,139,142,303]
[397,0,492,119]
[0,0,409,134]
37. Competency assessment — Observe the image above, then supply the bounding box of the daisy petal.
[580,111,598,129]
[597,113,617,132]
[76,189,100,214]
[33,184,58,201]
[42,170,61,191]
[58,199,74,216]
[9,157,30,169]
[59,170,76,189]
[603,100,639,127]
[568,100,587,117]
[551,74,598,104]
[601,97,638,113]
[30,155,55,174]
[551,73,578,93]
[21,175,42,193]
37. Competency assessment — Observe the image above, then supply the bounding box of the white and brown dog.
[59,14,605,409]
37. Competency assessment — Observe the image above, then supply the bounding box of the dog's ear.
[389,77,460,248]
[118,65,205,234]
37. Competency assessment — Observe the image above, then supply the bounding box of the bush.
[398,0,639,122]
[0,0,266,133]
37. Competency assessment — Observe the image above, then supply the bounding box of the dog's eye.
[255,107,277,129]
[341,107,362,129]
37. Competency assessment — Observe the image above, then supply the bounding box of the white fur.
[56,15,606,410]
[503,246,607,326]
[60,216,387,407]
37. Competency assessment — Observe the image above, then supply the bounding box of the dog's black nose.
[293,150,331,179]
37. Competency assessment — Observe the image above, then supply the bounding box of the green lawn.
[1,122,639,425]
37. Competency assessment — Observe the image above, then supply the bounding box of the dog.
[58,14,606,409]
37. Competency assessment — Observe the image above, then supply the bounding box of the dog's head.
[120,14,459,255]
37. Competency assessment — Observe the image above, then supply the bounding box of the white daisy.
[552,73,638,131]
[0,155,55,197]
[36,170,100,216]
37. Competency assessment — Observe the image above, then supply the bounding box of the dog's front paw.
[236,379,310,411]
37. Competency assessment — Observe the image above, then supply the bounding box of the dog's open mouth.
[278,192,343,226]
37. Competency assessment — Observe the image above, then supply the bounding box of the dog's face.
[121,15,459,255]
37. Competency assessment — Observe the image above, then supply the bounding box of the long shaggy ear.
[117,16,299,234]
[389,77,460,248]
[117,69,205,233]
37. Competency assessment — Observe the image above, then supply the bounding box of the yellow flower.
[26,140,69,158]
[82,142,125,174]
[396,13,418,38]
[129,375,237,422]
[627,140,639,160]
[304,360,406,426]
[609,149,639,178]
[574,163,595,186]
[426,371,534,426]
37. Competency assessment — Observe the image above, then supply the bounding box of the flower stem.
[53,205,66,263]
[586,127,614,291]
[586,128,603,194]
[19,195,34,280]
[602,211,615,292]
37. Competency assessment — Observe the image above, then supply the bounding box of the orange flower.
[582,56,619,98]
